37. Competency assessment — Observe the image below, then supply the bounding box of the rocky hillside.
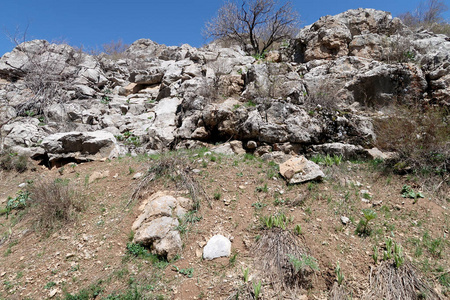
[0,8,449,300]
[0,8,448,165]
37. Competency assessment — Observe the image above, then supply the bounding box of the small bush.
[374,106,449,177]
[28,180,85,231]
[0,151,28,173]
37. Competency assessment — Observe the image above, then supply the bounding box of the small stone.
[18,183,26,188]
[340,216,350,225]
[66,253,75,259]
[49,288,58,298]
[132,172,143,180]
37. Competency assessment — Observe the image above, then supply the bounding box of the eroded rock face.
[132,191,194,260]
[41,131,121,166]
[0,8,449,162]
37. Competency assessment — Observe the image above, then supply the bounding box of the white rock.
[203,235,231,260]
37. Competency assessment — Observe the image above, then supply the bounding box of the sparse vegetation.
[27,179,85,232]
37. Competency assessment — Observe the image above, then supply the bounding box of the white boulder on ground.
[203,234,232,260]
[279,155,325,184]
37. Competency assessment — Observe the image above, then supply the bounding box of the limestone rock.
[203,235,231,260]
[41,131,121,166]
[279,156,324,184]
[132,191,194,260]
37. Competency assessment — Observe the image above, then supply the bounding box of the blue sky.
[1,0,449,56]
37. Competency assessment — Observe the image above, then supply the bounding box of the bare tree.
[399,0,448,26]
[203,0,299,55]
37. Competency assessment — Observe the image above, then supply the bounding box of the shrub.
[28,180,85,231]
[0,151,28,173]
[374,106,449,177]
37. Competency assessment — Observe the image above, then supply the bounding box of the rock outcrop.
[0,8,449,164]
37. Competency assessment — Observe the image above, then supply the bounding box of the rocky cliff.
[0,8,449,166]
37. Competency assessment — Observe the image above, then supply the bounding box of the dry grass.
[0,151,28,173]
[374,106,449,178]
[28,179,85,232]
[252,228,315,290]
[129,151,209,208]
[363,260,441,300]
[329,282,352,300]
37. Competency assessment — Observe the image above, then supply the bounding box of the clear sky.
[0,0,449,56]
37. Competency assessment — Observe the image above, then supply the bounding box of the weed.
[255,183,268,193]
[44,281,56,289]
[252,202,266,210]
[229,251,238,267]
[335,262,344,285]
[372,245,379,264]
[1,190,30,217]
[401,185,424,202]
[213,191,222,200]
[252,280,262,299]
[294,224,302,236]
[172,266,194,278]
[288,254,319,273]
[242,267,249,283]
[126,243,150,258]
[310,154,342,166]
[260,212,292,230]
[355,209,377,237]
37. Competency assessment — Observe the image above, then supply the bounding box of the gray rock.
[132,191,194,260]
[41,131,121,166]
[203,235,231,260]
[312,143,364,159]
[279,156,325,184]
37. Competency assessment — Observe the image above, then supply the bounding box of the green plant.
[1,190,30,217]
[255,183,268,193]
[355,209,377,236]
[288,254,319,273]
[401,185,424,202]
[245,100,257,107]
[335,262,344,285]
[252,202,266,210]
[242,267,249,283]
[260,212,292,230]
[294,224,302,236]
[252,280,262,299]
[172,266,194,278]
[372,245,379,264]
[213,191,222,200]
[229,251,238,266]
[126,242,150,258]
[100,95,111,104]
[393,243,405,268]
[44,281,57,289]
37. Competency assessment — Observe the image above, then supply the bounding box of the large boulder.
[40,131,121,166]
[132,191,194,260]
